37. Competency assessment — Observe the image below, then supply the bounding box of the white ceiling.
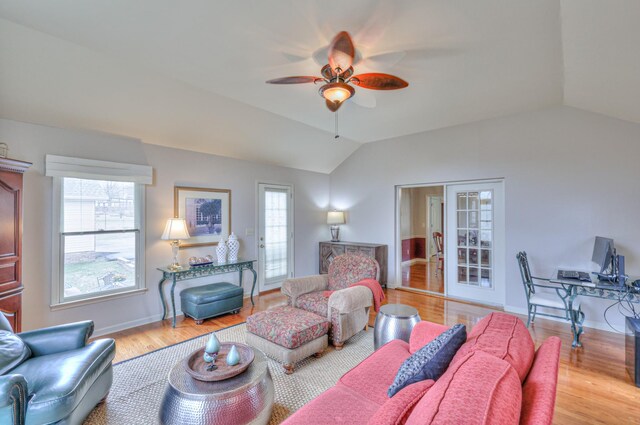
[0,1,637,173]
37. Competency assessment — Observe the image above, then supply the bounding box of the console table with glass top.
[158,259,257,327]
[549,271,640,348]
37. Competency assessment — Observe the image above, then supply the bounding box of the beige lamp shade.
[327,211,346,225]
[161,218,191,240]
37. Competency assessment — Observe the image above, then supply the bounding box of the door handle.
[260,244,265,248]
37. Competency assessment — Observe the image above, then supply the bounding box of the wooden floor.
[104,289,640,425]
[401,261,444,293]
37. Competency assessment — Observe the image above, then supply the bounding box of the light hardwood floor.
[103,289,640,425]
[401,261,444,293]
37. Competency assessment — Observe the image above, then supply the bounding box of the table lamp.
[161,218,191,270]
[327,211,345,242]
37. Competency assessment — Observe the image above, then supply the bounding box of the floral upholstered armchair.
[281,254,380,349]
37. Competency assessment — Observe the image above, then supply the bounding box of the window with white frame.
[47,155,151,306]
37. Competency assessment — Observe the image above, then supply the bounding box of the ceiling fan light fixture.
[319,82,354,103]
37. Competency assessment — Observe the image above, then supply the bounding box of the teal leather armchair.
[0,314,115,425]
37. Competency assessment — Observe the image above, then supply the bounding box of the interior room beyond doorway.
[399,185,445,294]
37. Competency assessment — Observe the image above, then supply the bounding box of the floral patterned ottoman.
[246,306,329,374]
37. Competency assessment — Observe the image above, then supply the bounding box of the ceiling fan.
[266,31,409,113]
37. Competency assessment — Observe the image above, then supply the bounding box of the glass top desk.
[549,271,640,347]
[158,259,257,327]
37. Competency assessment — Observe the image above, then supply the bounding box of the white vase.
[227,232,240,262]
[216,241,228,263]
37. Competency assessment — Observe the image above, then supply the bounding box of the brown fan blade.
[266,76,322,84]
[328,31,355,73]
[326,99,343,112]
[350,73,409,90]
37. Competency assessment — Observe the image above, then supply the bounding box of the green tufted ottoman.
[180,282,243,325]
[246,306,329,374]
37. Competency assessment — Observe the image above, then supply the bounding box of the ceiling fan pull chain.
[335,111,340,140]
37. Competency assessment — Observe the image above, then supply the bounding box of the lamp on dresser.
[161,218,191,270]
[327,211,346,242]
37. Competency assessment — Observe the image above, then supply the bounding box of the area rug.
[84,323,375,424]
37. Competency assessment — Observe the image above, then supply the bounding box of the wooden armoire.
[0,157,31,332]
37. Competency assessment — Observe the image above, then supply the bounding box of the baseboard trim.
[503,305,617,334]
[401,258,428,266]
[93,312,168,337]
[95,292,254,337]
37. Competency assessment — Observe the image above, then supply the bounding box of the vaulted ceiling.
[0,1,638,173]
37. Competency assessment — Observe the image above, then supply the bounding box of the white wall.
[330,106,640,331]
[3,118,329,335]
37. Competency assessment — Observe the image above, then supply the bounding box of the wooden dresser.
[319,241,388,286]
[0,158,31,332]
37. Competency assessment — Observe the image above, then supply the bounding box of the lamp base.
[330,225,340,242]
[168,240,182,270]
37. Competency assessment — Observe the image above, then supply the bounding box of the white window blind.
[46,155,153,184]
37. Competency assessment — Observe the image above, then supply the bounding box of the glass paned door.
[446,182,504,306]
[258,183,293,291]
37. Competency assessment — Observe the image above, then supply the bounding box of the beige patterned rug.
[85,323,375,424]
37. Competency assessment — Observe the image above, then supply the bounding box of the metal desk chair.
[517,251,585,327]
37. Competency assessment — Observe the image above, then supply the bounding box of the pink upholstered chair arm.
[281,275,329,305]
[520,336,562,425]
[409,321,451,353]
[328,286,373,316]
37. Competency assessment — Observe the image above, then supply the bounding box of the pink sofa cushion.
[328,254,379,291]
[367,380,435,425]
[451,312,535,382]
[281,385,379,425]
[521,336,562,425]
[246,306,329,349]
[340,339,413,405]
[406,351,522,425]
[409,321,450,354]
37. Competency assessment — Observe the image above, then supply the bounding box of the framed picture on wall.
[174,186,231,248]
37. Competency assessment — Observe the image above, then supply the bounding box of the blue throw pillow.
[0,330,31,375]
[387,324,467,397]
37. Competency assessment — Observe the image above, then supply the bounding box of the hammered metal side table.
[160,347,274,425]
[373,304,421,350]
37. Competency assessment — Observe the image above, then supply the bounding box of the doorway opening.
[398,185,445,294]
[257,183,294,293]
[396,179,505,307]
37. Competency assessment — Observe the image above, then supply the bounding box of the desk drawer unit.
[626,317,640,387]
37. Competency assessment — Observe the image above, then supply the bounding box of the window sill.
[50,288,148,311]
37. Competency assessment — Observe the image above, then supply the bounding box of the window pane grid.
[264,190,289,279]
[60,177,141,302]
[456,190,493,288]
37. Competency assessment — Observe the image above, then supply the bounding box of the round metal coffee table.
[160,347,274,425]
[373,304,421,350]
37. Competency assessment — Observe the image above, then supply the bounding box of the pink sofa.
[282,312,561,425]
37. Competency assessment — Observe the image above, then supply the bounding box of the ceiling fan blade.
[328,31,355,72]
[266,76,322,84]
[350,73,408,90]
[325,99,343,112]
[351,90,377,108]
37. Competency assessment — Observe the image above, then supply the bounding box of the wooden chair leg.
[283,363,294,374]
[195,319,204,325]
[334,341,344,351]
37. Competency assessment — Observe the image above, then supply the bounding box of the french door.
[257,183,293,292]
[445,181,505,306]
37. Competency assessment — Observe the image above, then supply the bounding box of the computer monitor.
[592,236,614,273]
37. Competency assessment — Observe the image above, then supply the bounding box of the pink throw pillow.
[366,380,435,425]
